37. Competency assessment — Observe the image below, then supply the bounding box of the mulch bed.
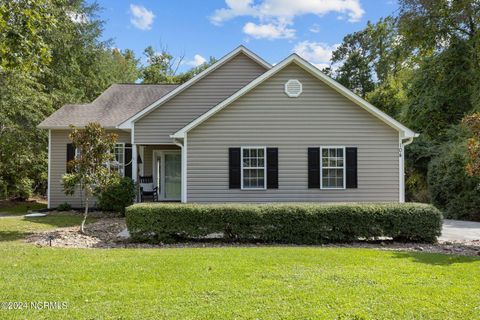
[25,214,480,256]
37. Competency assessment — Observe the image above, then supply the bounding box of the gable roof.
[172,54,418,139]
[117,46,271,129]
[38,84,178,129]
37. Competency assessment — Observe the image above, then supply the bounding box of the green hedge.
[125,203,443,244]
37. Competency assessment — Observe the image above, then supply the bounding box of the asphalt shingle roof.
[38,84,178,128]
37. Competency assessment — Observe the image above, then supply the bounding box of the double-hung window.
[107,143,125,177]
[241,147,266,189]
[321,147,345,189]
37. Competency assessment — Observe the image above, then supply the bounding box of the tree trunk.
[80,197,89,234]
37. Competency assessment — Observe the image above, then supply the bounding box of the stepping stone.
[117,228,130,239]
[25,213,47,217]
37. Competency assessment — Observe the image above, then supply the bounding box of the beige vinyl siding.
[49,129,131,208]
[134,52,267,144]
[187,63,400,202]
[141,145,180,176]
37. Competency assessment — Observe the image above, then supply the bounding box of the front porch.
[132,144,183,202]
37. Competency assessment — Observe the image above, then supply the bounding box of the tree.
[141,46,217,84]
[0,0,58,73]
[402,40,475,138]
[398,0,480,62]
[141,46,184,84]
[330,16,412,97]
[0,0,140,200]
[462,112,480,177]
[62,123,118,233]
[177,56,217,83]
[0,72,53,199]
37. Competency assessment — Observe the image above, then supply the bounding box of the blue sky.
[93,0,399,71]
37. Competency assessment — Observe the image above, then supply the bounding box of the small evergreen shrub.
[97,177,136,214]
[126,203,443,244]
[57,202,72,211]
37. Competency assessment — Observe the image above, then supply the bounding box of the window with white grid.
[321,147,345,189]
[241,147,266,189]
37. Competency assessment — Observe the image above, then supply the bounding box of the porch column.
[132,144,138,182]
[132,144,139,203]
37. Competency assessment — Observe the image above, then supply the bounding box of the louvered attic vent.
[285,79,302,97]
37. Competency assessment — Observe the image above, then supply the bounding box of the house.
[38,46,418,208]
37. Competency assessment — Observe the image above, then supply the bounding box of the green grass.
[0,216,479,319]
[0,200,47,216]
[0,215,89,241]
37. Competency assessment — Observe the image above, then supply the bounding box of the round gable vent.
[285,79,303,97]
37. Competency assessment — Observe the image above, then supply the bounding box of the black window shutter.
[346,147,358,188]
[66,143,75,173]
[125,143,132,178]
[308,148,320,188]
[266,148,278,189]
[229,148,241,188]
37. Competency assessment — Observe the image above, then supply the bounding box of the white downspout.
[47,129,51,208]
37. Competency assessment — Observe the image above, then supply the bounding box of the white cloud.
[211,0,363,40]
[309,23,320,33]
[129,4,155,30]
[243,22,295,39]
[294,41,339,70]
[211,0,364,25]
[188,54,207,67]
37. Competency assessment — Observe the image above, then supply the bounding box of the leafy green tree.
[141,46,184,84]
[62,123,118,233]
[0,0,140,200]
[177,56,217,83]
[0,0,58,73]
[402,40,475,138]
[398,0,480,62]
[365,71,410,118]
[427,130,480,220]
[0,72,53,199]
[462,112,480,177]
[330,17,412,97]
[141,46,216,84]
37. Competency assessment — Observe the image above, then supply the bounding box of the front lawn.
[0,199,47,216]
[0,215,479,319]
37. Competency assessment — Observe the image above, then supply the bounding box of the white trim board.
[47,129,51,208]
[172,54,418,139]
[117,46,271,129]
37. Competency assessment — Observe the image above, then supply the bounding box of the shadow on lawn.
[0,231,30,242]
[392,251,480,265]
[23,216,87,228]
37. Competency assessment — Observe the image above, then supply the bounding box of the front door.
[153,150,181,201]
[164,153,181,200]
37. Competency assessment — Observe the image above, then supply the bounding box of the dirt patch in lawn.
[26,216,127,248]
[25,215,480,256]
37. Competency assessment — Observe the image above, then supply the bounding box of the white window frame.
[112,143,125,177]
[320,146,346,190]
[73,144,126,177]
[240,146,267,190]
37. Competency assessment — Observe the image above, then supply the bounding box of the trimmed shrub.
[97,177,136,214]
[126,203,443,244]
